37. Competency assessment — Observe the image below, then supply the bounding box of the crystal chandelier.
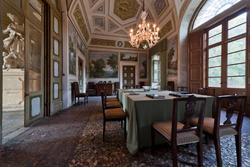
[129,0,160,49]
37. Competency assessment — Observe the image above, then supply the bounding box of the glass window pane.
[208,77,221,87]
[208,56,221,67]
[228,12,247,29]
[227,76,245,88]
[209,67,221,77]
[193,0,241,29]
[228,38,246,53]
[228,24,246,38]
[209,45,221,58]
[227,64,245,76]
[228,51,245,65]
[29,26,42,93]
[209,25,222,37]
[208,34,221,45]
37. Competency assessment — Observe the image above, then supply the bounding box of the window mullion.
[221,21,228,89]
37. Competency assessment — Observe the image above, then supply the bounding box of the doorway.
[122,65,136,88]
[1,0,45,142]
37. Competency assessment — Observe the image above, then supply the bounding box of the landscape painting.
[139,54,147,79]
[120,53,138,61]
[89,51,118,78]
[167,36,178,76]
[68,21,77,75]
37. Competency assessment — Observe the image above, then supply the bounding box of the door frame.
[0,0,3,144]
[120,62,138,89]
[24,18,45,126]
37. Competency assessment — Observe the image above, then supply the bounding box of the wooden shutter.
[188,30,205,93]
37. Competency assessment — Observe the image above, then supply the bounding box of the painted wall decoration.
[139,54,147,79]
[89,51,118,78]
[120,53,138,61]
[68,21,77,75]
[73,4,89,41]
[114,0,140,20]
[167,36,178,76]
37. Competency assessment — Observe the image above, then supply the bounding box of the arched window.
[193,0,241,29]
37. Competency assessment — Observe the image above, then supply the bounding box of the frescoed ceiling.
[69,0,179,44]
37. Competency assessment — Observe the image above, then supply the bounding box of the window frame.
[205,9,247,90]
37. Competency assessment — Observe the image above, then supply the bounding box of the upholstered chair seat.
[106,97,119,102]
[153,121,200,145]
[106,100,121,108]
[192,117,238,137]
[104,108,126,120]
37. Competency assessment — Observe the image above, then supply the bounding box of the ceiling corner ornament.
[129,0,160,49]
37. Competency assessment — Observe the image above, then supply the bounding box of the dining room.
[1,0,250,167]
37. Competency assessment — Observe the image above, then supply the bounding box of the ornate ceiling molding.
[67,0,179,43]
[73,4,90,41]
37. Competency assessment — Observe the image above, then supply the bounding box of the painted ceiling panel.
[78,0,177,41]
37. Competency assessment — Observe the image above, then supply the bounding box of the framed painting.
[120,53,138,61]
[68,21,77,75]
[167,36,178,76]
[139,53,147,79]
[89,51,118,78]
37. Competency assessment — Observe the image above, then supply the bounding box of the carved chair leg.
[171,144,178,167]
[214,136,222,167]
[103,120,106,142]
[235,134,242,167]
[124,119,127,140]
[151,127,155,154]
[197,141,203,167]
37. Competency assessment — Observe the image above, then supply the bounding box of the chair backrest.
[87,82,95,89]
[198,87,208,95]
[214,95,247,133]
[139,81,145,88]
[71,82,80,95]
[171,96,206,142]
[100,92,106,115]
[177,86,188,93]
[167,81,175,91]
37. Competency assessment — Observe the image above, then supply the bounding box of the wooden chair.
[152,96,206,167]
[193,95,246,167]
[177,86,188,93]
[167,81,175,91]
[71,82,88,104]
[101,92,127,141]
[198,87,208,95]
[102,91,121,108]
[86,82,96,96]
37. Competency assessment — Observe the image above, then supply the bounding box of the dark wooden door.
[122,65,135,88]
[188,30,204,93]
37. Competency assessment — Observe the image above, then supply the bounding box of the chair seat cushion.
[192,117,238,137]
[106,98,119,102]
[105,108,126,120]
[76,93,87,97]
[153,121,200,145]
[106,101,121,108]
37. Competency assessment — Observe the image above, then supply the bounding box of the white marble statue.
[2,13,24,70]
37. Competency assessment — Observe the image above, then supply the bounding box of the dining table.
[118,89,215,154]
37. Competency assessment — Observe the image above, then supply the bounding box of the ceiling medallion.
[129,0,160,49]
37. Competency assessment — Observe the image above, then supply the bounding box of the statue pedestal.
[3,68,24,111]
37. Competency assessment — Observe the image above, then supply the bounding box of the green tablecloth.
[123,91,214,154]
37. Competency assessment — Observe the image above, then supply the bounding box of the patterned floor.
[68,109,250,167]
[1,97,250,167]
